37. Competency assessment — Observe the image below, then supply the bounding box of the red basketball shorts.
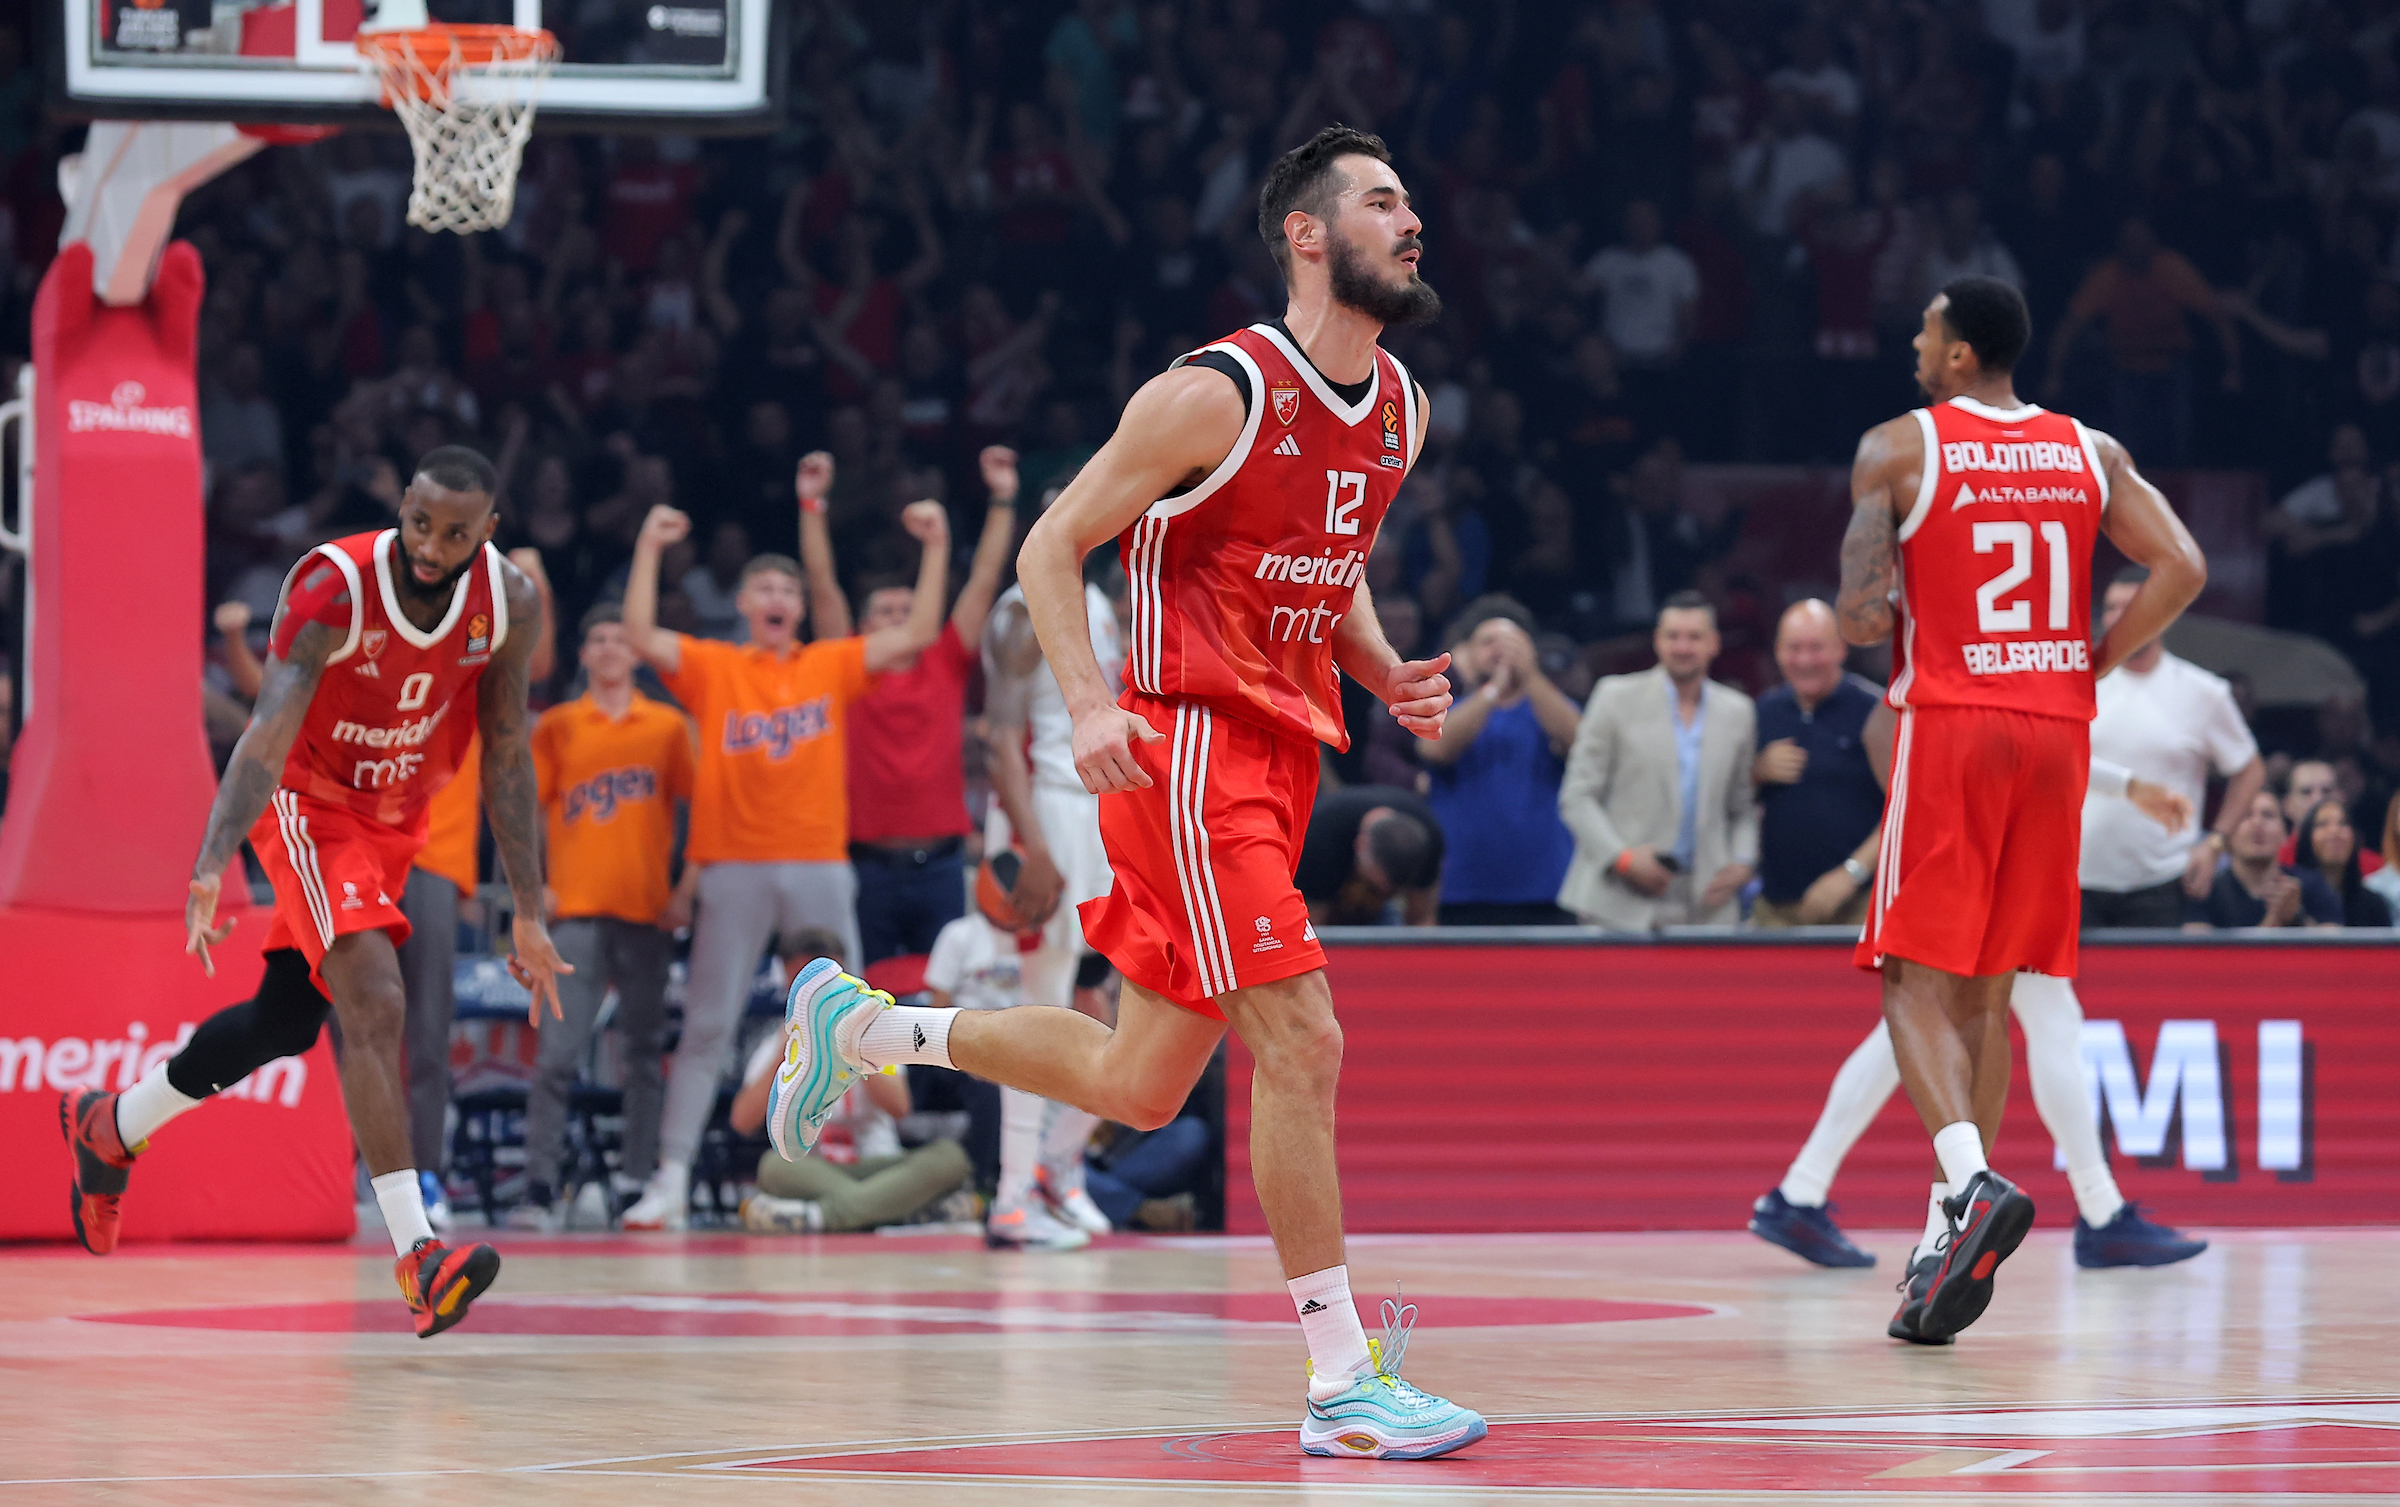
[249,789,423,992]
[1078,694,1325,1019]
[1856,705,2088,980]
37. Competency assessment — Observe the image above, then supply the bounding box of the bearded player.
[769,127,1483,1459]
[59,446,570,1338]
[1836,276,2206,1344]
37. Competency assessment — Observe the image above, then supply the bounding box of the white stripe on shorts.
[273,790,337,948]
[1167,704,1238,996]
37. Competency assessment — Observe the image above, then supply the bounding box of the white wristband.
[2088,758,2131,800]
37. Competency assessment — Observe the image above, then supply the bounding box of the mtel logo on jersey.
[1941,438,2087,474]
[67,380,193,439]
[2070,1018,2311,1175]
[0,1023,306,1106]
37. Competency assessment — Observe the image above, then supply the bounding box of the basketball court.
[4,1225,2394,1501]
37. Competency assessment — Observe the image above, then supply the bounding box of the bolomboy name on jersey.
[1941,439,2086,474]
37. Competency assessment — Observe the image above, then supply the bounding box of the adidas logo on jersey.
[1272,435,1302,457]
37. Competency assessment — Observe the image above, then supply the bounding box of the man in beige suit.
[1558,592,1760,928]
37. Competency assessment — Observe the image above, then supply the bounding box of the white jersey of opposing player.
[997,581,1122,791]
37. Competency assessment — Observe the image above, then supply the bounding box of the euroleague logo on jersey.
[462,612,492,663]
[67,379,192,439]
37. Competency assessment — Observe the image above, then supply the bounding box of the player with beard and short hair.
[1835,276,2207,1344]
[767,126,1485,1459]
[59,445,571,1338]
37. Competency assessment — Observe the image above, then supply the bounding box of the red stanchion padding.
[1226,941,2400,1234]
[0,241,221,912]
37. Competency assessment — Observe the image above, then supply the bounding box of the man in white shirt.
[2083,565,2266,926]
[1581,200,1700,367]
[1730,86,1847,238]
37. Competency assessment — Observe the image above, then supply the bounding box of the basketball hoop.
[358,23,559,235]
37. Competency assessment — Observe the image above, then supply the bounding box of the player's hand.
[1073,704,1166,793]
[1384,652,1453,740]
[979,445,1020,505]
[1618,845,1674,898]
[1012,845,1064,923]
[507,913,574,1026]
[796,450,834,512]
[1702,862,1753,913]
[901,499,950,548]
[212,600,252,638]
[1797,864,1859,924]
[1755,738,1807,784]
[184,874,237,977]
[2128,777,2193,834]
[638,504,691,551]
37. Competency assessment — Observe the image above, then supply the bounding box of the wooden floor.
[3,1226,2395,1503]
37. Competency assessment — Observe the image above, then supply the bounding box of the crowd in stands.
[5,0,2400,1228]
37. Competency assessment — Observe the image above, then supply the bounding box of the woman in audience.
[2297,799,2394,927]
[2367,794,2400,917]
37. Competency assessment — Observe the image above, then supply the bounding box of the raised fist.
[639,504,692,549]
[979,445,1020,504]
[212,600,252,637]
[901,500,950,546]
[795,451,835,505]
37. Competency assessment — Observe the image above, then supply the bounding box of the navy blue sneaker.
[1749,1188,1877,1268]
[2075,1204,2207,1268]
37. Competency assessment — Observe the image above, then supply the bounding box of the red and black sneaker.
[395,1237,502,1339]
[1919,1170,2036,1339]
[59,1090,135,1255]
[1885,1253,1954,1346]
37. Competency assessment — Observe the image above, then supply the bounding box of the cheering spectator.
[2294,799,2394,928]
[1295,785,1445,927]
[2184,790,2343,930]
[812,445,1019,966]
[2082,567,2266,926]
[1419,598,1581,926]
[614,496,950,1231]
[2279,760,2343,853]
[2041,216,2241,465]
[512,605,695,1231]
[1751,601,1884,928]
[1558,592,1759,930]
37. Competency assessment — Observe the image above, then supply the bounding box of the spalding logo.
[68,380,193,438]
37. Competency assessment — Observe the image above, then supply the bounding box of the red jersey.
[1120,323,1418,750]
[1887,396,2110,722]
[268,529,511,834]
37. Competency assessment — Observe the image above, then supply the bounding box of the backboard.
[53,0,780,132]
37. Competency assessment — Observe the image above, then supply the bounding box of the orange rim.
[358,24,559,97]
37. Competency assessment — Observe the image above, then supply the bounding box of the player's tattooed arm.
[1835,418,1910,646]
[478,561,573,1022]
[194,618,337,880]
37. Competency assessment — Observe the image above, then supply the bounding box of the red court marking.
[78,1291,1709,1338]
[742,1415,2400,1494]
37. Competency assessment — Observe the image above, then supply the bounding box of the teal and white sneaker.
[767,958,888,1162]
[1298,1296,1488,1460]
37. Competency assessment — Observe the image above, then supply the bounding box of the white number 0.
[1322,470,1366,536]
[396,672,435,710]
[1971,520,2071,634]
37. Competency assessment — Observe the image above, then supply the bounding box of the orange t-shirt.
[532,691,695,924]
[414,733,481,895]
[663,634,874,864]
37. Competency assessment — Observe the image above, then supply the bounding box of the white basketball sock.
[1778,1021,1902,1207]
[113,1063,202,1151]
[1289,1265,1375,1394]
[2011,974,2124,1226]
[1911,1182,1951,1264]
[1932,1122,1988,1188]
[1039,1099,1101,1188]
[997,1085,1044,1207]
[856,1007,956,1071]
[372,1169,435,1257]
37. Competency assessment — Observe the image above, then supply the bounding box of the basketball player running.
[59,447,569,1339]
[771,127,1485,1459]
[1837,276,2206,1344]
[979,513,1125,1249]
[1751,735,2211,1272]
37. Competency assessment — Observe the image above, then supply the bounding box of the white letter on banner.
[2081,1019,2228,1171]
[2258,1020,2303,1171]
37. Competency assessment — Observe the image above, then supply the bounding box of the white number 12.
[1322,470,1365,536]
[1971,520,2070,634]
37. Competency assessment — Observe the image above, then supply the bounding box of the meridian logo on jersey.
[1254,547,1369,587]
[722,698,833,759]
[1939,438,2087,474]
[330,704,452,750]
[561,764,661,824]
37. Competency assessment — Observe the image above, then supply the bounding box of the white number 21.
[1971,520,2069,634]
[1322,470,1365,536]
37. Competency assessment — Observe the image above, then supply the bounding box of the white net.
[361,27,559,235]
